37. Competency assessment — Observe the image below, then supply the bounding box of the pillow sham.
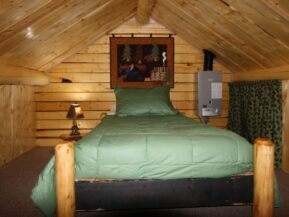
[114,86,178,116]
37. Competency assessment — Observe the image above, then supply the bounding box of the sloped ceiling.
[0,0,289,74]
[0,0,137,71]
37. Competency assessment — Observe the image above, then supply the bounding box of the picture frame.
[110,37,174,88]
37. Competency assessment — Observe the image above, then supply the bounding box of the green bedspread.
[31,114,253,217]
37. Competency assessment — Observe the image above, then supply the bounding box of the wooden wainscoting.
[0,85,35,166]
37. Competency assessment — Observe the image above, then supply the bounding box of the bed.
[31,86,276,217]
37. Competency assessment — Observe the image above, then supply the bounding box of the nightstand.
[60,134,83,142]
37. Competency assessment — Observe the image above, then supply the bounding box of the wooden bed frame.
[55,138,275,217]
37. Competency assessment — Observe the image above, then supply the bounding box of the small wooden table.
[60,134,83,142]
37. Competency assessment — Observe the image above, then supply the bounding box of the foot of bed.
[253,138,275,217]
[55,142,75,217]
[54,139,275,217]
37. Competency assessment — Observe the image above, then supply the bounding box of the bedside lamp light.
[67,103,84,136]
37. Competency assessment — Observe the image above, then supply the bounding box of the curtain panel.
[227,80,282,168]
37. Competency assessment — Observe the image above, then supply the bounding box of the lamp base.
[70,124,80,136]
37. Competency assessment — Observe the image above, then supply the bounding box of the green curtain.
[227,80,282,168]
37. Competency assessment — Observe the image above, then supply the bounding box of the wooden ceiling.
[0,0,289,80]
[0,0,137,72]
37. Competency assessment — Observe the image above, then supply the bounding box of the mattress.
[31,114,253,217]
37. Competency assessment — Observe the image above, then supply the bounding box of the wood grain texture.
[11,86,35,159]
[0,0,52,32]
[55,142,75,217]
[0,0,67,43]
[233,65,289,81]
[136,0,156,24]
[151,1,244,72]
[225,0,289,48]
[0,86,12,166]
[0,0,107,55]
[0,0,137,71]
[1,0,289,74]
[33,0,136,70]
[0,63,49,85]
[35,18,232,146]
[253,138,274,217]
[0,85,35,166]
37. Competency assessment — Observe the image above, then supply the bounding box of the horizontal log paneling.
[50,72,109,83]
[49,72,231,83]
[37,120,100,130]
[36,114,228,130]
[35,83,111,93]
[172,100,229,110]
[175,73,231,83]
[76,43,200,54]
[35,100,229,112]
[36,130,90,138]
[50,62,230,73]
[36,111,106,120]
[35,91,229,102]
[174,64,230,74]
[66,53,204,64]
[51,63,110,73]
[35,83,229,93]
[36,102,115,111]
[35,92,115,102]
[35,18,232,146]
[85,35,189,45]
[36,109,229,120]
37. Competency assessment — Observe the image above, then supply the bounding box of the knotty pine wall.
[35,18,232,147]
[0,85,35,166]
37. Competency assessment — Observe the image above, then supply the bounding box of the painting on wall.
[110,37,174,88]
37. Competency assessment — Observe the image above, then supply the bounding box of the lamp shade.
[66,103,84,119]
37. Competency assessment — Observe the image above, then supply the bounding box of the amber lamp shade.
[66,103,84,136]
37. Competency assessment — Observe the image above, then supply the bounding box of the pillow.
[114,86,178,116]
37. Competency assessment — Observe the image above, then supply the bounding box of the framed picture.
[110,37,174,88]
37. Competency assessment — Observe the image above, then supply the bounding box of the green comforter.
[31,114,253,217]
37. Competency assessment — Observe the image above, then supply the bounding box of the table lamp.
[66,103,84,136]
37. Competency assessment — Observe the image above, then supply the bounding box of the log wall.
[35,18,232,147]
[0,85,35,166]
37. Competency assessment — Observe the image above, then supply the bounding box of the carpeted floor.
[0,147,288,217]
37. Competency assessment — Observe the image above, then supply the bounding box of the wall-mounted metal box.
[198,71,222,117]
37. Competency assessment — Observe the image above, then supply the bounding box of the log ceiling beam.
[233,65,289,81]
[0,63,49,85]
[136,0,156,24]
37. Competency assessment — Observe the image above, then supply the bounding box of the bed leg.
[253,138,275,217]
[55,142,75,217]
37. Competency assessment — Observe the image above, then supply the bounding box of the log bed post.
[55,142,75,217]
[253,138,275,217]
[54,139,275,217]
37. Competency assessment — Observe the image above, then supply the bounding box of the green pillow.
[114,86,178,116]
